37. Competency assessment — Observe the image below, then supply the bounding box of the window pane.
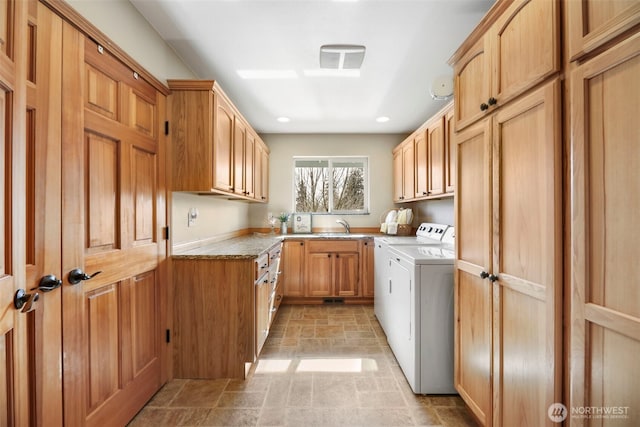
[294,157,368,214]
[332,161,365,212]
[294,161,329,213]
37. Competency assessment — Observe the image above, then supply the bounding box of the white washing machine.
[386,228,455,394]
[373,223,448,335]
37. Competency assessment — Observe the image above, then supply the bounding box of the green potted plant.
[277,212,290,234]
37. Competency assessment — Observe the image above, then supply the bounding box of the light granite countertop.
[172,233,379,260]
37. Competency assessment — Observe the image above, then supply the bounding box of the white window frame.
[292,156,370,215]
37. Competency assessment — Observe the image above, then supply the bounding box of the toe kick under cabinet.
[172,242,283,379]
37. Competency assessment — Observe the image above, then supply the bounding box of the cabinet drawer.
[306,240,359,253]
[268,243,282,264]
[255,253,269,281]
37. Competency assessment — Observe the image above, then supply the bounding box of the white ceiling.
[130,0,494,134]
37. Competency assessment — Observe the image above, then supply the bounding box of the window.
[293,157,369,214]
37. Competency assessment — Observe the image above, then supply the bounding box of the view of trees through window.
[294,158,368,213]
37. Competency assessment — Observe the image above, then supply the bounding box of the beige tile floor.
[129,304,478,426]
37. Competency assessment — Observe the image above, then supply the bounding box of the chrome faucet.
[336,218,350,234]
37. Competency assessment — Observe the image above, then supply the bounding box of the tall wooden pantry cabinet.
[566,1,640,426]
[451,0,563,425]
[452,0,640,425]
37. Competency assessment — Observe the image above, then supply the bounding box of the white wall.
[171,193,251,246]
[252,134,403,231]
[408,198,455,227]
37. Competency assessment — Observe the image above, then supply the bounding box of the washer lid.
[390,245,454,264]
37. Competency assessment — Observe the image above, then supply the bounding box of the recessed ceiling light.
[237,69,298,79]
[376,116,390,123]
[303,69,360,78]
[277,117,290,123]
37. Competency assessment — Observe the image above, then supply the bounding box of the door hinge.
[166,329,171,343]
[163,226,170,240]
[164,121,169,135]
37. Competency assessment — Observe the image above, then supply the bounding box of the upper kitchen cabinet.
[566,0,640,61]
[451,0,560,131]
[394,101,454,203]
[168,80,268,202]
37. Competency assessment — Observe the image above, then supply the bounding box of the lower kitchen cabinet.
[282,240,306,297]
[282,238,373,303]
[360,239,375,297]
[173,242,282,379]
[306,240,360,298]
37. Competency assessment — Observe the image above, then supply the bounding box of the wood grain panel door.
[306,253,333,297]
[491,0,560,109]
[453,36,490,131]
[566,0,640,61]
[213,93,234,192]
[282,241,305,297]
[233,117,246,195]
[414,131,428,198]
[61,27,166,427]
[0,0,29,424]
[334,252,359,297]
[570,32,640,427]
[491,79,562,427]
[444,106,455,193]
[427,116,445,197]
[25,2,64,425]
[454,119,492,426]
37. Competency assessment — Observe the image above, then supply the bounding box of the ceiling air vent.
[319,45,366,69]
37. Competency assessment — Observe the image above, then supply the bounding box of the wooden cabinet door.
[0,0,29,424]
[360,239,375,298]
[453,35,490,131]
[61,31,166,427]
[255,277,270,356]
[444,106,455,193]
[254,138,269,203]
[566,0,640,61]
[213,93,234,192]
[402,142,415,202]
[454,119,492,427]
[426,116,445,197]
[24,2,64,424]
[233,117,246,195]
[282,240,305,297]
[491,79,562,427]
[334,252,359,297]
[569,33,640,426]
[491,0,560,108]
[414,131,428,198]
[306,253,333,297]
[245,131,255,198]
[254,140,264,201]
[392,148,403,202]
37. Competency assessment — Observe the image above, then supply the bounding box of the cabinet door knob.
[480,103,489,111]
[488,97,497,106]
[488,274,499,282]
[479,271,490,279]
